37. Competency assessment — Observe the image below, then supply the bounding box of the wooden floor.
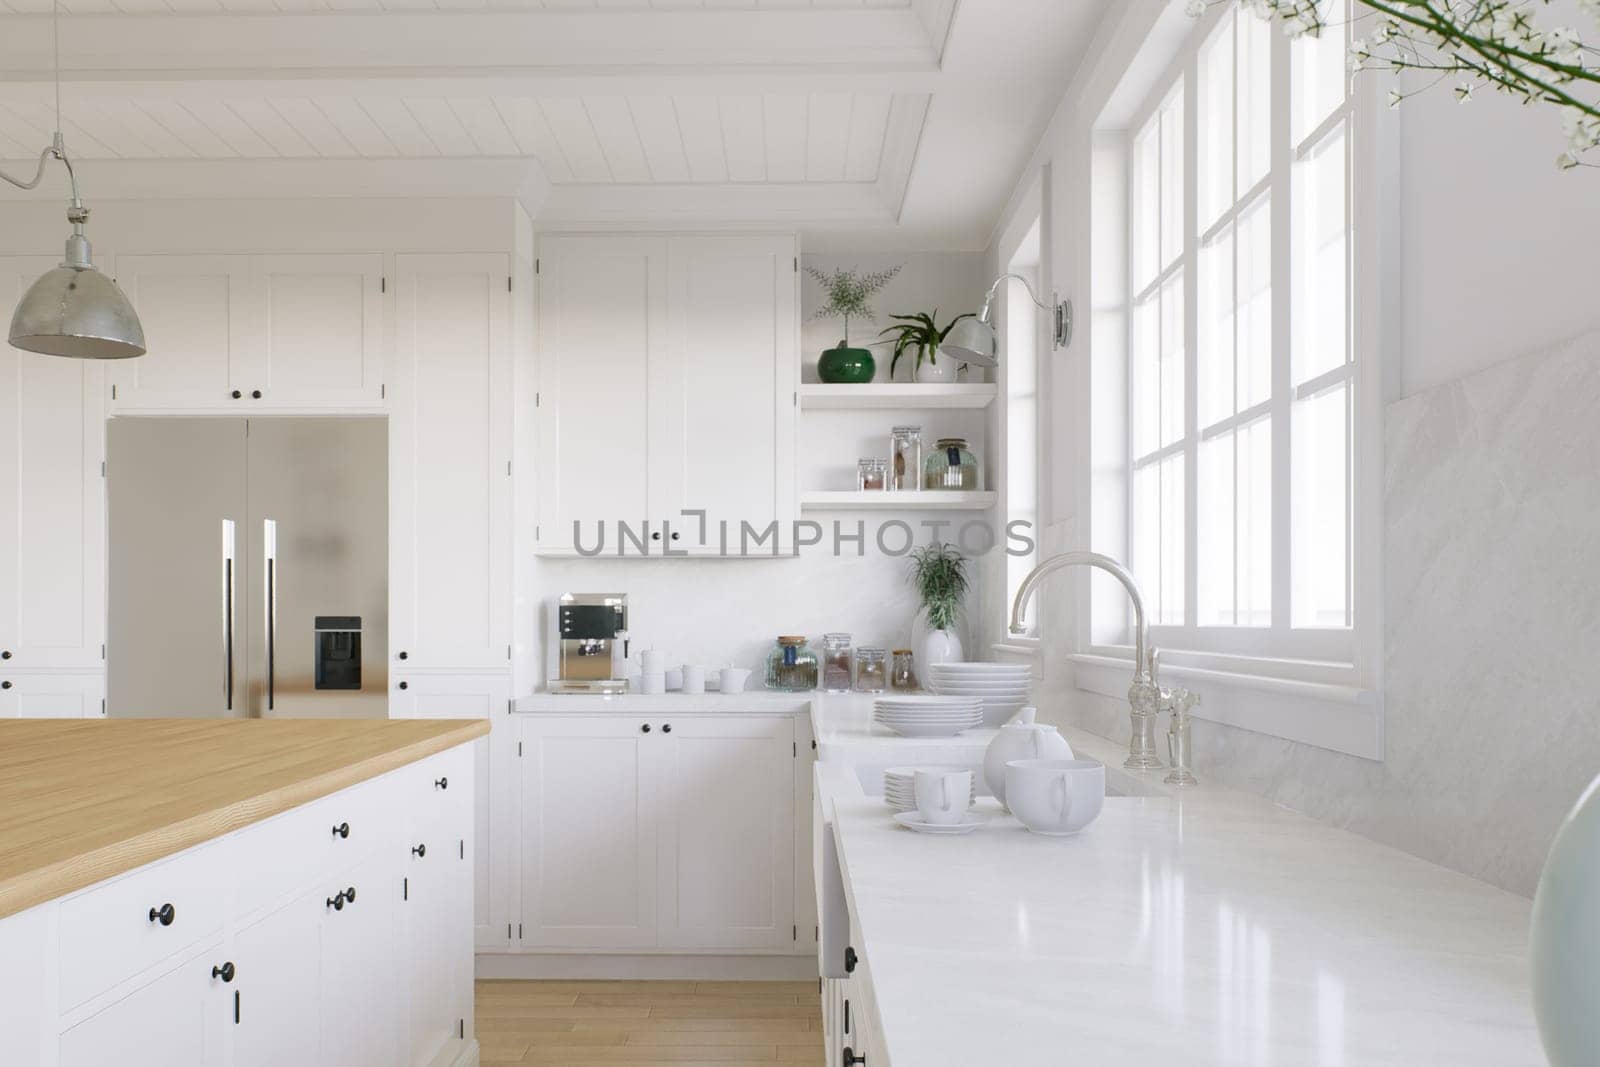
[475,980,824,1065]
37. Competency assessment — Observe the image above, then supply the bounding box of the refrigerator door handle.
[221,519,236,712]
[263,518,277,713]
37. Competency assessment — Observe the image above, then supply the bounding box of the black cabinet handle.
[148,902,176,926]
[844,945,858,973]
[434,776,448,790]
[412,843,426,858]
[398,651,408,660]
[640,723,651,733]
[251,390,262,399]
[1,681,10,690]
[231,390,242,399]
[326,887,356,910]
[1,650,12,659]
[332,822,349,839]
[651,531,662,541]
[398,681,408,690]
[662,723,672,733]
[670,532,680,541]
[212,962,235,983]
[844,998,851,1034]
[843,1047,866,1065]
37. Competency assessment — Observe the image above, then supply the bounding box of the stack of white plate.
[872,695,983,738]
[883,765,977,813]
[926,663,1034,726]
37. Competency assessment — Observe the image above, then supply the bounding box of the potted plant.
[880,310,976,384]
[909,543,968,669]
[806,264,901,384]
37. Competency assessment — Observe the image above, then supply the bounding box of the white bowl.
[1004,759,1105,835]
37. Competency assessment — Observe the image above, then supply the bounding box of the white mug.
[682,664,706,695]
[1004,759,1105,836]
[913,769,972,826]
[639,672,666,696]
[641,649,667,676]
[719,667,751,694]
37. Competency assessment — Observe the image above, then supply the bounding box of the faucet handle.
[1162,686,1199,719]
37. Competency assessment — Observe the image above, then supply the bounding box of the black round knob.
[640,723,651,733]
[670,532,680,541]
[398,651,408,660]
[651,531,662,541]
[843,1047,866,1066]
[251,390,262,399]
[1,650,12,659]
[149,903,176,926]
[398,681,408,690]
[344,886,355,904]
[412,843,426,858]
[1,681,10,690]
[332,822,349,839]
[327,892,344,911]
[662,723,672,733]
[844,946,858,973]
[231,390,242,399]
[434,777,448,790]
[212,962,235,983]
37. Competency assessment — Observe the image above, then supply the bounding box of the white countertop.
[815,712,1541,1065]
[514,691,813,715]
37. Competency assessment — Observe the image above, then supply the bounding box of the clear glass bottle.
[855,459,887,492]
[821,633,854,693]
[854,647,888,692]
[890,649,918,692]
[765,636,818,692]
[889,426,923,492]
[924,437,980,490]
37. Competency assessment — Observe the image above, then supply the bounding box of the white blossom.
[1454,81,1474,103]
[1546,26,1583,66]
[1184,0,1208,18]
[1386,89,1404,109]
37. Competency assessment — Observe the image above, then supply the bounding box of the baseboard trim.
[475,953,820,981]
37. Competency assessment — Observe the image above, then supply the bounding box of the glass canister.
[765,636,818,691]
[890,649,918,692]
[854,647,888,692]
[889,426,923,491]
[855,459,887,492]
[821,633,854,693]
[924,437,980,490]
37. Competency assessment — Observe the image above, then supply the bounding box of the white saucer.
[892,811,989,835]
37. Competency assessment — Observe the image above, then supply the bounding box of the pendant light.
[1,3,145,360]
[941,273,1071,368]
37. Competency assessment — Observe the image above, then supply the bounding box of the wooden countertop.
[0,718,489,920]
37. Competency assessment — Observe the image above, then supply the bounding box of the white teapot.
[984,707,1073,810]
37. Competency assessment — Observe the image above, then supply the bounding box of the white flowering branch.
[1189,0,1600,168]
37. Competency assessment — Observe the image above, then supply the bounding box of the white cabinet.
[656,715,795,950]
[518,712,800,953]
[519,715,658,950]
[0,672,102,718]
[0,256,106,672]
[536,234,797,556]
[390,254,513,670]
[109,253,384,411]
[60,953,225,1067]
[231,893,321,1067]
[318,847,401,1067]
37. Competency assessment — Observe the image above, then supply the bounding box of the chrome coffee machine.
[547,593,630,694]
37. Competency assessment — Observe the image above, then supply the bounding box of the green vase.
[817,345,876,384]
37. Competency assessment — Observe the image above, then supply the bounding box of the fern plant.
[806,265,901,347]
[909,543,969,632]
[879,310,976,378]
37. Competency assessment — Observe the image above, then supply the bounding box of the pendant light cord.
[0,0,77,202]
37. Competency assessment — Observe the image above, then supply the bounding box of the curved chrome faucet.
[1009,551,1167,772]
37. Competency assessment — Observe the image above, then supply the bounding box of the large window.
[1126,0,1355,666]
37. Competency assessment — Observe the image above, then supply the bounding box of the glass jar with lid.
[821,633,854,693]
[855,459,887,492]
[765,636,818,692]
[890,649,918,692]
[889,426,923,492]
[924,437,980,490]
[854,647,888,693]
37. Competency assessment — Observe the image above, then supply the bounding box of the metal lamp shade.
[9,264,146,360]
[941,315,998,368]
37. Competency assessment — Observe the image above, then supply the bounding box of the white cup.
[913,769,972,826]
[641,649,667,676]
[1004,759,1105,836]
[682,665,706,694]
[719,667,751,694]
[664,668,683,691]
[640,672,666,696]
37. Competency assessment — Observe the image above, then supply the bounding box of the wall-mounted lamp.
[941,273,1072,368]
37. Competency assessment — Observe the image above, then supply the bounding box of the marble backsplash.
[1044,329,1600,896]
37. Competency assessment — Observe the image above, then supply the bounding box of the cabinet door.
[252,254,385,408]
[535,235,666,555]
[59,954,225,1067]
[0,256,106,670]
[319,849,400,1067]
[655,714,795,950]
[391,254,512,669]
[403,805,471,1066]
[661,236,797,554]
[232,892,322,1067]
[110,254,251,409]
[520,715,658,949]
[0,672,103,718]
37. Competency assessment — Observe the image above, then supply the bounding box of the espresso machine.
[547,593,630,694]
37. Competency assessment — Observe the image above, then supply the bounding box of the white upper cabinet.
[109,252,384,411]
[0,256,106,671]
[536,233,797,556]
[389,253,513,671]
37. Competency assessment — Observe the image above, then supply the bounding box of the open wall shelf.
[799,490,997,511]
[798,383,997,410]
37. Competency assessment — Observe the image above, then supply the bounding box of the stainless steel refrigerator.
[107,417,388,719]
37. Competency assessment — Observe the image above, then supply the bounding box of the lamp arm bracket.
[0,135,81,206]
[983,272,1053,312]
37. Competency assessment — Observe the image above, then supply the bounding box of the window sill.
[990,639,1041,660]
[1066,652,1384,762]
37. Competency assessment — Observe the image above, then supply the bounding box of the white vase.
[918,627,964,675]
[915,349,957,384]
[1531,773,1600,1065]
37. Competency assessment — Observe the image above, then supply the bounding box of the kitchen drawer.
[403,746,472,840]
[58,840,230,1011]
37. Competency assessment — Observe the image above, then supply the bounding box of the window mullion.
[1228,10,1241,627]
[1183,52,1200,632]
[1269,10,1293,638]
